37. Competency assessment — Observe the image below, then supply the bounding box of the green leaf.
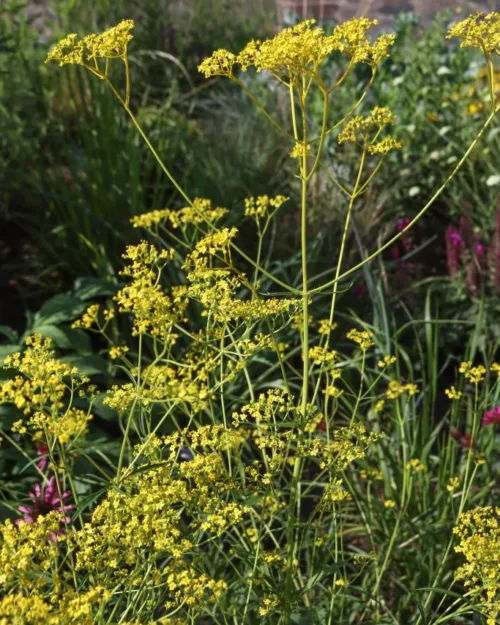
[60,354,108,376]
[0,404,19,429]
[0,344,20,364]
[74,277,117,300]
[32,324,91,351]
[34,293,88,326]
[91,393,117,421]
[0,325,18,343]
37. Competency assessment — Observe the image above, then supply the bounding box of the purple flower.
[396,217,410,232]
[475,243,485,257]
[446,226,464,276]
[449,231,463,246]
[17,476,73,529]
[482,405,500,425]
[35,440,49,471]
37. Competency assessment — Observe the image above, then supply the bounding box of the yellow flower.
[318,319,338,335]
[405,458,425,472]
[109,345,129,360]
[386,380,418,399]
[445,385,462,400]
[244,194,289,219]
[200,18,394,85]
[447,476,460,492]
[384,499,396,508]
[447,12,500,55]
[459,361,487,384]
[289,142,310,159]
[346,328,374,350]
[46,20,135,67]
[378,355,396,368]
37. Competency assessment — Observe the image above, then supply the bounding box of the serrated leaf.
[60,354,108,376]
[0,325,18,343]
[34,293,87,326]
[74,277,117,300]
[32,324,91,351]
[0,404,20,429]
[91,393,117,421]
[0,344,21,363]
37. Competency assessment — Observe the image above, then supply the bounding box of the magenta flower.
[17,476,73,527]
[446,226,464,277]
[482,405,500,425]
[35,440,49,471]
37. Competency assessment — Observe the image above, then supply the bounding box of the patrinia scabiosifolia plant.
[0,11,500,625]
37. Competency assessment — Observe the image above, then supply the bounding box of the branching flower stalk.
[2,11,493,624]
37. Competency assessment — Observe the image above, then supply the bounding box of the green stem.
[309,106,499,295]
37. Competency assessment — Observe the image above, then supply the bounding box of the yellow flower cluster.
[72,457,240,604]
[72,303,100,329]
[447,12,500,55]
[405,458,425,472]
[346,328,374,350]
[318,318,338,335]
[378,355,396,368]
[318,479,351,510]
[339,107,401,155]
[46,20,135,67]
[385,379,419,399]
[131,197,228,230]
[0,588,111,625]
[115,242,188,337]
[0,335,91,443]
[309,345,338,366]
[454,506,500,625]
[459,361,487,384]
[258,594,280,616]
[289,142,311,159]
[445,385,462,399]
[244,194,289,219]
[199,18,395,83]
[0,511,63,591]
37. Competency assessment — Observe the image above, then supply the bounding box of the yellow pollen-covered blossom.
[459,361,487,384]
[405,458,425,472]
[0,511,65,591]
[346,328,374,350]
[258,595,280,616]
[447,12,500,55]
[384,499,396,508]
[447,476,460,492]
[367,136,402,155]
[46,20,135,67]
[0,335,91,442]
[72,303,100,329]
[290,142,310,159]
[490,362,500,376]
[386,380,419,399]
[244,194,289,219]
[378,355,396,368]
[109,345,129,360]
[198,49,237,78]
[131,197,228,230]
[339,107,399,154]
[114,242,187,337]
[200,18,394,85]
[318,318,338,335]
[309,345,338,366]
[445,385,462,399]
[453,506,500,625]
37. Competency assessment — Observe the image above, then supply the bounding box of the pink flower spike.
[482,405,500,425]
[16,475,74,529]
